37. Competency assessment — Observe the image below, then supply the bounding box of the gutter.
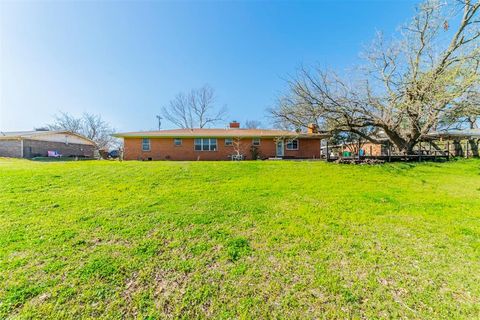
[112,134,331,139]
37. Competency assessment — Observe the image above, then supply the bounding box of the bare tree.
[442,88,480,155]
[232,137,246,159]
[245,120,262,129]
[271,0,480,153]
[230,137,261,160]
[48,112,83,133]
[47,112,117,150]
[442,89,480,129]
[81,113,117,150]
[162,85,227,129]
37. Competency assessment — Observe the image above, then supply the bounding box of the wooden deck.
[326,154,450,162]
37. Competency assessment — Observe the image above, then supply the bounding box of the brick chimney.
[229,121,240,128]
[307,123,318,134]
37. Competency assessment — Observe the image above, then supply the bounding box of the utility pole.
[156,115,162,130]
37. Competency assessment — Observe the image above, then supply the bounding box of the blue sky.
[0,0,416,132]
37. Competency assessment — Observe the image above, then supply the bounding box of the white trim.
[0,131,96,146]
[194,138,218,151]
[174,138,182,146]
[225,138,233,146]
[286,139,299,150]
[20,139,24,158]
[276,140,284,157]
[142,138,151,151]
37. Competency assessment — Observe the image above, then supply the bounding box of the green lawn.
[0,158,479,319]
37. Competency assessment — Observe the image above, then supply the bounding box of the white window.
[225,138,233,146]
[252,138,260,146]
[194,138,217,151]
[286,139,299,150]
[142,138,151,151]
[174,138,182,146]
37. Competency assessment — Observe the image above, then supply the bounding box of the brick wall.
[23,139,95,158]
[123,137,321,161]
[0,140,22,158]
[285,139,321,159]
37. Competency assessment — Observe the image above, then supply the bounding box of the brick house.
[114,122,328,161]
[0,130,96,158]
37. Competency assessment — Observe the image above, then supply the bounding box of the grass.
[0,158,479,319]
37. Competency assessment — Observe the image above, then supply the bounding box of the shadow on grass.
[30,157,95,162]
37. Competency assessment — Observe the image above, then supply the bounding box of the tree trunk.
[468,139,479,157]
[382,126,423,155]
[383,129,408,154]
[465,119,479,158]
[468,116,478,130]
[453,140,463,157]
[406,142,417,155]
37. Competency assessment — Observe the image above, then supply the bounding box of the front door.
[276,140,284,157]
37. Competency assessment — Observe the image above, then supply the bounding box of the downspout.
[20,139,24,158]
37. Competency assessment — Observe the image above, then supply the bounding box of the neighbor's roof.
[113,128,329,139]
[428,128,480,138]
[0,130,96,145]
[0,131,43,138]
